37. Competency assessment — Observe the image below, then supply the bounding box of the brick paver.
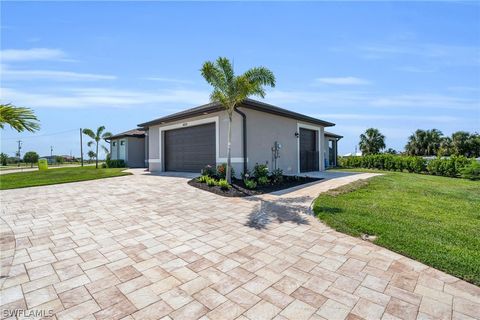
[1,171,479,320]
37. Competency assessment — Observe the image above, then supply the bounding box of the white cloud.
[312,113,460,123]
[1,48,66,61]
[313,77,371,85]
[265,90,479,111]
[141,77,193,84]
[0,87,209,108]
[2,68,116,81]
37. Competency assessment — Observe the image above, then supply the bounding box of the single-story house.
[109,129,147,168]
[131,98,341,176]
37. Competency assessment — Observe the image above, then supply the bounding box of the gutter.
[234,107,247,174]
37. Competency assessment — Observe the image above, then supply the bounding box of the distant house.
[109,129,146,168]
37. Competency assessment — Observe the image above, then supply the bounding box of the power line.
[1,129,78,141]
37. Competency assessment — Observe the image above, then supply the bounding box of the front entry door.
[300,128,318,172]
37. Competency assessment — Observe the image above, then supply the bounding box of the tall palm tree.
[83,126,112,168]
[201,57,275,183]
[359,128,386,155]
[0,103,40,132]
[405,129,443,156]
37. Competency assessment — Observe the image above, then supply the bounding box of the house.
[135,98,341,175]
[109,129,147,168]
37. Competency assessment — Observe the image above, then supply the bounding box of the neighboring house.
[135,98,341,175]
[109,129,146,168]
[324,131,343,168]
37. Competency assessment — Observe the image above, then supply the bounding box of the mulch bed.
[188,176,322,197]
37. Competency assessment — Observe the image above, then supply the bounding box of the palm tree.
[405,129,443,156]
[0,103,40,132]
[201,57,275,183]
[83,126,112,168]
[359,128,386,155]
[87,150,96,164]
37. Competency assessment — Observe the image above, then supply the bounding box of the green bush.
[201,165,215,177]
[106,159,126,168]
[460,161,480,180]
[216,163,235,179]
[257,176,269,186]
[427,156,470,177]
[253,163,269,179]
[270,168,284,184]
[340,154,473,179]
[217,179,231,190]
[206,177,217,187]
[101,163,107,168]
[244,179,257,190]
[197,175,209,183]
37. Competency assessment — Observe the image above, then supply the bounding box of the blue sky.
[1,1,479,158]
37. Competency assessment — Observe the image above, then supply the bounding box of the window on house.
[120,141,125,145]
[112,142,116,146]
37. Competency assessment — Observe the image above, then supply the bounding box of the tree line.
[359,128,480,158]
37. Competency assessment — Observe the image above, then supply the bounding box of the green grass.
[313,170,480,285]
[0,166,131,190]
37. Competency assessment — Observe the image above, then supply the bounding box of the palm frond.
[0,103,40,132]
[101,145,109,154]
[82,128,96,139]
[96,126,106,140]
[201,61,226,92]
[243,67,276,87]
[102,132,112,140]
[87,141,95,147]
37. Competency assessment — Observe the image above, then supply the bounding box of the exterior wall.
[146,106,328,175]
[242,107,326,174]
[111,140,119,160]
[147,110,243,173]
[126,137,145,168]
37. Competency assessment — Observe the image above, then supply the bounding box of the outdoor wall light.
[294,132,299,138]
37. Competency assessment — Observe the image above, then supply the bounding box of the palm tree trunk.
[96,142,99,169]
[226,114,232,184]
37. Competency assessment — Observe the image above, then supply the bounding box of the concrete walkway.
[0,172,478,320]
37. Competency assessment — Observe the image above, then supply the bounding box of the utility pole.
[50,146,53,157]
[16,140,22,159]
[80,128,84,166]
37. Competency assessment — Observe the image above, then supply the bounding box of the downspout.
[234,107,247,174]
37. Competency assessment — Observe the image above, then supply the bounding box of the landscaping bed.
[188,175,321,197]
[188,163,321,197]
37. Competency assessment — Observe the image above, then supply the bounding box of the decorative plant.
[253,163,269,179]
[216,163,235,180]
[257,176,269,186]
[201,165,215,177]
[270,168,284,184]
[243,179,257,190]
[201,57,275,183]
[217,179,231,190]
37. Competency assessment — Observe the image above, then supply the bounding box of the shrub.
[216,163,235,179]
[460,161,480,180]
[106,159,126,168]
[197,175,209,183]
[257,176,269,186]
[201,165,215,177]
[427,156,470,177]
[253,163,269,179]
[101,163,107,168]
[244,179,257,190]
[206,177,216,187]
[217,179,231,190]
[270,168,284,184]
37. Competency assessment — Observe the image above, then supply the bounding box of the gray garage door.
[164,123,216,172]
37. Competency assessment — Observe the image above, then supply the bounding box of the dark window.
[112,142,116,146]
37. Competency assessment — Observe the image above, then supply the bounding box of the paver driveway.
[1,172,479,320]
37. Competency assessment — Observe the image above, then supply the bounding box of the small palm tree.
[0,103,40,132]
[83,126,112,168]
[359,128,386,155]
[201,57,275,183]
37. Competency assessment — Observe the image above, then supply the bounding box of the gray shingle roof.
[138,98,335,128]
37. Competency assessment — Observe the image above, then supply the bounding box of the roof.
[324,131,343,139]
[138,98,335,128]
[109,128,145,140]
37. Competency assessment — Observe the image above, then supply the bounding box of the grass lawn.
[313,170,480,285]
[0,166,131,190]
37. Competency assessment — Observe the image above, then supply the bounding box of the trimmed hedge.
[340,154,477,179]
[106,159,126,168]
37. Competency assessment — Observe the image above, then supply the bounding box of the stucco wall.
[146,106,327,174]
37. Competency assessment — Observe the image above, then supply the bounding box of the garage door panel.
[164,123,216,172]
